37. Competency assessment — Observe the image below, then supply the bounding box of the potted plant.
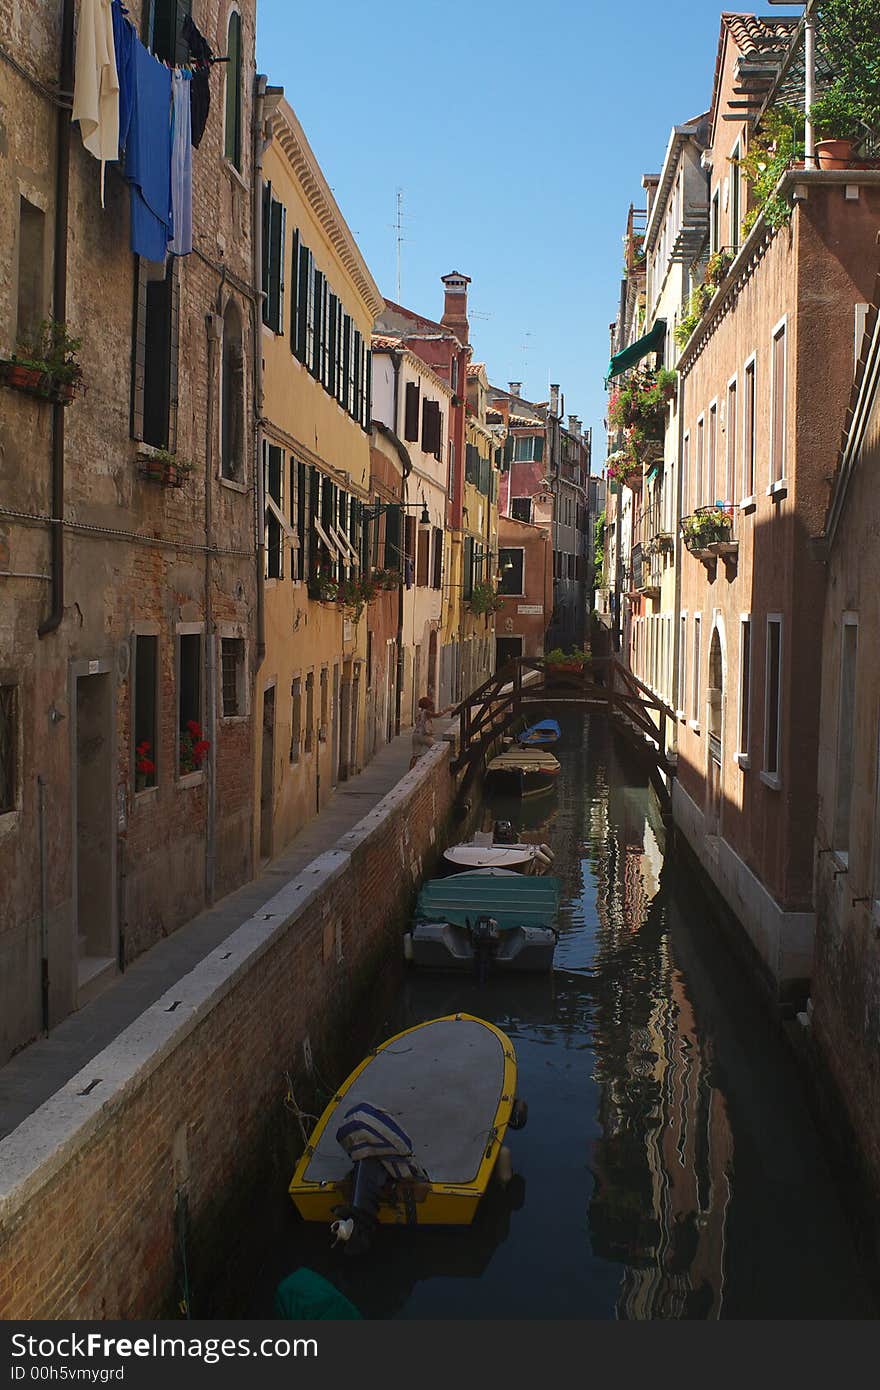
[1,320,84,403]
[179,720,210,775]
[370,567,401,591]
[134,740,156,792]
[307,571,340,602]
[606,449,640,491]
[706,248,735,288]
[810,82,863,168]
[682,507,732,554]
[468,581,505,616]
[544,646,590,683]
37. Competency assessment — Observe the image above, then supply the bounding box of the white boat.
[443,842,553,874]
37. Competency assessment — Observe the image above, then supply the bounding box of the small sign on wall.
[517,604,543,615]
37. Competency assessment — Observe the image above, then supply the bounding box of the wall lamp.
[363,494,431,527]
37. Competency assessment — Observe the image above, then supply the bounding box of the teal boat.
[406,868,561,977]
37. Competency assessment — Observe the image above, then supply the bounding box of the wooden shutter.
[417,527,429,587]
[342,315,351,409]
[364,347,372,431]
[296,243,311,362]
[404,381,420,440]
[327,295,338,393]
[534,433,544,462]
[261,182,272,327]
[297,458,307,579]
[265,194,284,333]
[463,535,474,599]
[422,399,440,456]
[131,257,147,440]
[432,527,442,589]
[352,328,362,419]
[289,228,300,352]
[384,504,401,570]
[311,270,324,379]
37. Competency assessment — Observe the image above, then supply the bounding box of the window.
[833,617,858,852]
[383,504,401,571]
[726,378,737,502]
[511,497,532,523]
[404,381,420,441]
[499,548,524,596]
[682,433,690,517]
[178,632,202,773]
[293,240,314,365]
[730,141,742,250]
[743,356,756,499]
[416,526,430,587]
[695,416,704,510]
[133,635,158,789]
[221,637,245,718]
[261,183,286,333]
[447,440,455,496]
[710,189,720,254]
[431,527,443,589]
[221,299,245,480]
[770,321,786,484]
[763,616,783,783]
[264,442,284,578]
[422,399,442,458]
[290,676,302,763]
[513,435,543,462]
[678,611,686,711]
[147,0,192,63]
[707,403,717,503]
[16,197,45,348]
[0,684,18,813]
[304,671,314,752]
[692,615,701,724]
[132,258,178,449]
[737,616,751,761]
[319,667,328,736]
[224,10,242,170]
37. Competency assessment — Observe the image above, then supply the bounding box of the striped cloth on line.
[336,1101,428,1181]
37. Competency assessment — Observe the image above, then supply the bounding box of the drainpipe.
[253,74,268,668]
[204,305,222,905]
[38,775,49,1031]
[804,3,816,169]
[670,367,687,753]
[38,0,74,638]
[391,352,408,737]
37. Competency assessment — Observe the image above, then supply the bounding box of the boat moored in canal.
[485,747,560,798]
[406,868,560,975]
[443,823,555,875]
[516,718,561,748]
[288,1014,526,1251]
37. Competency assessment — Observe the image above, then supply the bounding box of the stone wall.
[0,743,456,1318]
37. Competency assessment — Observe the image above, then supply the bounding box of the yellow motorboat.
[289,1013,525,1244]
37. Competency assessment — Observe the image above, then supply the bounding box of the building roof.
[823,267,880,548]
[643,112,710,253]
[709,13,798,144]
[268,97,384,320]
[377,297,460,343]
[466,363,485,377]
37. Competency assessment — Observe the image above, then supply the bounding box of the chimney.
[440,271,471,345]
[568,414,581,436]
[549,384,560,417]
[508,381,522,398]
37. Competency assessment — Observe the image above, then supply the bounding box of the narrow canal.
[255,714,876,1319]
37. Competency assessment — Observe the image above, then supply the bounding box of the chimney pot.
[440,271,471,345]
[549,384,560,416]
[508,381,522,397]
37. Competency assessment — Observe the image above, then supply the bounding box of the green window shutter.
[261,182,271,327]
[534,434,544,462]
[463,536,474,600]
[296,243,311,362]
[223,11,242,169]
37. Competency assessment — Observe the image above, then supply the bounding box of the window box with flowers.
[369,568,402,591]
[134,741,157,793]
[606,449,640,492]
[307,572,340,603]
[0,320,85,405]
[682,507,733,558]
[179,720,210,776]
[607,368,676,440]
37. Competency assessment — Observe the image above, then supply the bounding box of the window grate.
[221,638,244,717]
[0,685,17,813]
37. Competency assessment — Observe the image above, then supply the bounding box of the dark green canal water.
[256,714,877,1319]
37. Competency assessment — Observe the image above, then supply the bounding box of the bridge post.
[513,658,522,717]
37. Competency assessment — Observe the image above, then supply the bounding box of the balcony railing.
[681,504,739,564]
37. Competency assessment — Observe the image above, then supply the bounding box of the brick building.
[0,0,259,1060]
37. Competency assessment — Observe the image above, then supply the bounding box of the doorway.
[73,665,116,992]
[427,628,438,706]
[260,684,275,861]
[338,663,352,782]
[496,635,523,670]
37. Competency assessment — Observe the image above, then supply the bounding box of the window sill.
[688,720,701,733]
[759,770,782,790]
[766,479,788,500]
[676,708,686,720]
[177,770,205,789]
[223,158,249,192]
[735,752,751,770]
[739,494,756,513]
[218,474,248,494]
[220,713,249,725]
[133,784,159,801]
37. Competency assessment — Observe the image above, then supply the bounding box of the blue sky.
[257,2,805,471]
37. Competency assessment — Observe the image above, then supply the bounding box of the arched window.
[221,299,244,481]
[224,10,242,170]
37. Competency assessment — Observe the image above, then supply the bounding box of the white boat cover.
[444,844,537,870]
[301,1017,508,1186]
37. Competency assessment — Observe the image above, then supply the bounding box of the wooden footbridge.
[450,656,676,804]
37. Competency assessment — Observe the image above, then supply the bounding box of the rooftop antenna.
[396,189,403,302]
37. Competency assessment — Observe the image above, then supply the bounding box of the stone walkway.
[0,720,456,1141]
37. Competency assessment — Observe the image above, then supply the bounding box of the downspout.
[204,303,223,905]
[391,352,408,736]
[670,367,687,756]
[38,775,49,1031]
[253,74,268,668]
[804,3,816,169]
[38,0,74,638]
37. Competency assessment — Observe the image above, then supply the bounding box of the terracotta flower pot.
[163,462,179,486]
[8,363,43,389]
[145,457,166,481]
[815,138,855,170]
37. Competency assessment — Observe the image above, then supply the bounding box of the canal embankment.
[0,735,459,1319]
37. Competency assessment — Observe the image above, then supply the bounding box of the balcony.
[681,505,739,569]
[631,542,660,599]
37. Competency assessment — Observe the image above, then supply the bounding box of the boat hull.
[409,921,557,973]
[289,1014,517,1228]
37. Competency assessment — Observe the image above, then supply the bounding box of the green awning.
[607,320,666,381]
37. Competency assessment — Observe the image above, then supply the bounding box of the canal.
[255,713,877,1319]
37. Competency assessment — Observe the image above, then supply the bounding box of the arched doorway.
[707,627,723,834]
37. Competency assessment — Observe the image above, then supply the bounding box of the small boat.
[288,1014,526,1250]
[406,868,560,975]
[516,718,561,748]
[443,826,555,875]
[486,747,560,797]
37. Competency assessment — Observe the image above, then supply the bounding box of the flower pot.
[144,458,166,481]
[163,462,179,486]
[815,138,855,170]
[7,363,44,390]
[53,381,77,405]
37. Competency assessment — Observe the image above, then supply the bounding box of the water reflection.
[252,713,873,1319]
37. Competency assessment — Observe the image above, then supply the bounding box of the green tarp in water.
[415,870,560,932]
[274,1268,362,1319]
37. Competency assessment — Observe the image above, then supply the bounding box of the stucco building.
[0,0,259,1060]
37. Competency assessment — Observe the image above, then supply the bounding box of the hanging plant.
[468,581,505,616]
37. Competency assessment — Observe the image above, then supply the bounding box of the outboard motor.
[493,819,516,845]
[470,914,500,985]
[332,1101,426,1256]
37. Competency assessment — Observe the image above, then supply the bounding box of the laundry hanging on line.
[72,0,119,207]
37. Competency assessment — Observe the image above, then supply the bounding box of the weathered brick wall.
[0,744,456,1318]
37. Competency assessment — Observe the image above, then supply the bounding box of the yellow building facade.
[256,95,383,860]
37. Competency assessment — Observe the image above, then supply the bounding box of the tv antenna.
[395,189,404,302]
